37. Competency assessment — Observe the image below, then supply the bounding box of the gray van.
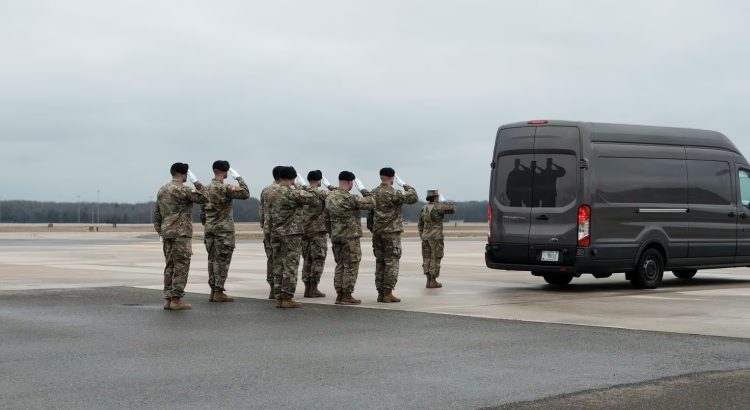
[485,120,750,288]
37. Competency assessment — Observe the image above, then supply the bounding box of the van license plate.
[541,251,559,262]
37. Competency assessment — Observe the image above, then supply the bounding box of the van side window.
[739,170,750,209]
[597,157,687,204]
[687,160,732,205]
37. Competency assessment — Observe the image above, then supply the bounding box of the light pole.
[77,195,81,224]
[0,196,3,224]
[96,189,100,225]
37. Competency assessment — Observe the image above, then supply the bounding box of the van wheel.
[673,269,698,279]
[542,273,574,286]
[630,249,664,289]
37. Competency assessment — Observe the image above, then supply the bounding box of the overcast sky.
[1,0,749,202]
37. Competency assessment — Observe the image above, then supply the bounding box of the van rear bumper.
[485,243,634,274]
[484,258,584,274]
[485,242,579,270]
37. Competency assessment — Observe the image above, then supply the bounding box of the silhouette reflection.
[506,158,532,207]
[534,158,566,207]
[504,157,568,208]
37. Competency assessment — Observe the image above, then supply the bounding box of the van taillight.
[578,204,591,247]
[487,204,493,242]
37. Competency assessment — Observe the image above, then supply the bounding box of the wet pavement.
[1,232,749,409]
[1,287,749,410]
[1,234,749,338]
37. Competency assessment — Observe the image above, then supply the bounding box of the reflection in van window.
[598,157,687,204]
[740,170,750,208]
[497,155,533,207]
[496,154,576,208]
[534,158,567,207]
[506,158,533,207]
[687,160,732,205]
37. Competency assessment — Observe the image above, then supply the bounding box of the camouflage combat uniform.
[269,185,315,300]
[153,180,208,300]
[368,184,418,291]
[301,187,330,285]
[260,182,281,287]
[418,202,455,279]
[326,189,376,294]
[201,177,250,292]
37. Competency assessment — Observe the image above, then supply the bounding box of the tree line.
[0,198,489,225]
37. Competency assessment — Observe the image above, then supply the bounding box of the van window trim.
[591,141,740,155]
[497,149,577,157]
[738,167,750,210]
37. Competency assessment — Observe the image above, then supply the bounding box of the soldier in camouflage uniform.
[259,166,283,299]
[301,170,333,298]
[269,166,316,308]
[367,167,418,303]
[418,189,455,289]
[200,160,250,303]
[153,162,208,311]
[326,171,376,305]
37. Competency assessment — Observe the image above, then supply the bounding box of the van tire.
[542,273,574,286]
[630,248,664,289]
[673,269,698,279]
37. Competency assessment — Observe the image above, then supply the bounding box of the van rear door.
[528,126,581,265]
[490,126,535,263]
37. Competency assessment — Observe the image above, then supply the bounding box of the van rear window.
[597,157,687,204]
[496,154,577,208]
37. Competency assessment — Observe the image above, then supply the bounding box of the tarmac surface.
[1,231,749,408]
[1,232,749,338]
[1,287,749,410]
[491,369,750,410]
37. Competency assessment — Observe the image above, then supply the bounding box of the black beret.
[338,171,355,181]
[379,167,395,177]
[279,166,297,180]
[272,165,283,179]
[307,170,323,182]
[212,160,230,172]
[170,162,189,175]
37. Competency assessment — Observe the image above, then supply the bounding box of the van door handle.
[741,213,748,219]
[728,212,736,218]
[536,215,549,221]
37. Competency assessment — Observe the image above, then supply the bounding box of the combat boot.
[425,276,431,288]
[335,291,343,305]
[340,293,361,305]
[382,289,401,303]
[268,284,275,300]
[209,291,216,301]
[279,298,302,309]
[169,297,192,310]
[212,292,234,303]
[377,291,384,303]
[163,299,172,310]
[303,282,311,298]
[309,283,326,298]
[429,277,443,288]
